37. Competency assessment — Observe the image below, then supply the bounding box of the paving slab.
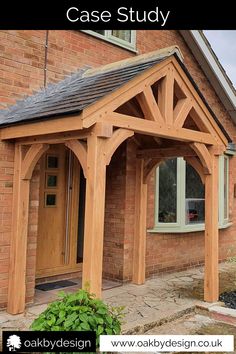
[1,261,236,341]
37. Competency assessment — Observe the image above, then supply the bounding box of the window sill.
[147,221,233,234]
[81,30,138,53]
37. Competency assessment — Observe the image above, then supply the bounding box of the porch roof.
[0,47,231,142]
[0,56,165,127]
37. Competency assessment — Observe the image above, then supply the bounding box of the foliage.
[30,289,125,348]
[227,255,236,263]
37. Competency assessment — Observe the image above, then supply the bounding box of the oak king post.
[66,5,171,27]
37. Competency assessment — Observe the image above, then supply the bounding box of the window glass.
[111,30,132,43]
[93,30,105,35]
[158,159,177,223]
[154,155,229,233]
[224,157,228,219]
[87,30,135,49]
[185,164,205,224]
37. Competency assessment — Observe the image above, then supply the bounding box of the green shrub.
[30,289,125,348]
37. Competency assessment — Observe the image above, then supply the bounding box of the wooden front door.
[36,145,83,278]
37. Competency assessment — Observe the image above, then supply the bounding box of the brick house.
[0,30,235,314]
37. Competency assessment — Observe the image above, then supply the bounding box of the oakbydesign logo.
[6,334,22,352]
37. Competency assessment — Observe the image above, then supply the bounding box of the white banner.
[100,334,234,352]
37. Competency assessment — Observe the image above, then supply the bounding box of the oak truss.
[3,56,227,314]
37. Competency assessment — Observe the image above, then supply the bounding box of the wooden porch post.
[204,154,219,302]
[82,134,107,297]
[132,158,147,284]
[7,143,49,314]
[7,145,30,314]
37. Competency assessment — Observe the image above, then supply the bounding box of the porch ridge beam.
[105,112,217,145]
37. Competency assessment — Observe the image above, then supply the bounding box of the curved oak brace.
[144,158,163,183]
[190,142,212,175]
[174,98,193,128]
[21,143,49,180]
[65,139,88,178]
[105,128,134,165]
[184,156,205,184]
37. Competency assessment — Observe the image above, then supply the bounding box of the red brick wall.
[0,30,236,307]
[103,143,126,280]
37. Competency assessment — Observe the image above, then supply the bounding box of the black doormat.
[35,280,77,291]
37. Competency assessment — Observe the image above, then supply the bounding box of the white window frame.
[82,30,137,52]
[149,155,231,233]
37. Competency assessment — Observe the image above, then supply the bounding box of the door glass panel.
[46,175,58,188]
[47,155,58,169]
[45,193,57,207]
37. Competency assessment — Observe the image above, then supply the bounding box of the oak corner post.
[82,134,107,298]
[7,143,49,314]
[204,153,219,303]
[7,145,30,314]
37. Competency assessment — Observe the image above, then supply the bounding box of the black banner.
[2,331,96,353]
[0,1,235,29]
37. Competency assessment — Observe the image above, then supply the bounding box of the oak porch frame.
[2,55,228,314]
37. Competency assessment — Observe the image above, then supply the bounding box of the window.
[152,155,230,233]
[83,30,136,51]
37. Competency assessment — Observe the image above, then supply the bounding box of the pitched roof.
[0,57,167,128]
[0,45,231,142]
[0,46,183,127]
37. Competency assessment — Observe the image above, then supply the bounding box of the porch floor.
[34,278,122,305]
[1,261,236,335]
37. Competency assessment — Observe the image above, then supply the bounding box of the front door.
[36,144,83,278]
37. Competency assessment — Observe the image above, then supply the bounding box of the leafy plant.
[30,289,125,348]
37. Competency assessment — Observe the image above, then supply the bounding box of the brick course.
[0,30,236,308]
